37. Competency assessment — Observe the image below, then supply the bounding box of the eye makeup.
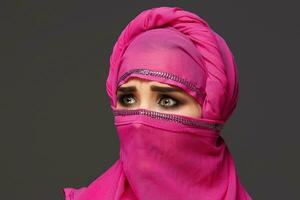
[157,94,183,109]
[116,93,184,109]
[117,94,136,107]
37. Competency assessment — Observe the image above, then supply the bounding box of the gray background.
[1,1,299,199]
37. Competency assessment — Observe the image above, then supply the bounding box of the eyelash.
[117,93,183,109]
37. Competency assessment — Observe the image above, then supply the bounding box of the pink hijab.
[63,6,252,200]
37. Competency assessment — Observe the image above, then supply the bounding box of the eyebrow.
[117,85,184,93]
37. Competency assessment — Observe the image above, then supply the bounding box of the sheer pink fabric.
[63,6,252,200]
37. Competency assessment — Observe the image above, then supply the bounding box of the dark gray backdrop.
[1,1,299,199]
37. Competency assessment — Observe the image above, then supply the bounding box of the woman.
[63,6,252,200]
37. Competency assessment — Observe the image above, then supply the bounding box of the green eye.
[118,94,136,106]
[158,95,181,109]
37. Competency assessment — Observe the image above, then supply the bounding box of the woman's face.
[116,77,202,118]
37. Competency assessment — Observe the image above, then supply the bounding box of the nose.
[135,83,153,110]
[138,100,152,110]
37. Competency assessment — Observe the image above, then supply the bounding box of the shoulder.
[63,187,86,200]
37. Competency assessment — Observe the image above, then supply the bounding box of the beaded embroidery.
[113,108,223,131]
[117,68,206,100]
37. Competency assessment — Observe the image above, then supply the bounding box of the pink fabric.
[63,6,252,200]
[117,26,207,107]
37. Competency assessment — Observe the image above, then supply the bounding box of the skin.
[116,77,202,118]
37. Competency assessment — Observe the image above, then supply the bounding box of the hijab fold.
[63,6,252,200]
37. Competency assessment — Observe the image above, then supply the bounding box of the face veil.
[63,6,252,200]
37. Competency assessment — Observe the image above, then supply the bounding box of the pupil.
[164,99,170,105]
[126,97,131,103]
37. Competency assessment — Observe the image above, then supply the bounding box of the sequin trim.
[117,68,206,100]
[113,108,223,131]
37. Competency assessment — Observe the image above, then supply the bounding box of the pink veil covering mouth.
[62,6,252,200]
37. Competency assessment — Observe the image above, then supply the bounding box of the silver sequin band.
[117,68,206,100]
[113,108,224,131]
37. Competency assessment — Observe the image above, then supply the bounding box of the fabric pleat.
[62,6,252,200]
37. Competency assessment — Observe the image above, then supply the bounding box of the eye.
[158,95,181,109]
[117,94,136,107]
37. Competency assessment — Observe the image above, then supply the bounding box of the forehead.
[116,74,205,107]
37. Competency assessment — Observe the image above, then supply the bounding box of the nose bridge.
[137,81,152,110]
[139,99,151,110]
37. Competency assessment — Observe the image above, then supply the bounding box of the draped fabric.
[63,6,252,200]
